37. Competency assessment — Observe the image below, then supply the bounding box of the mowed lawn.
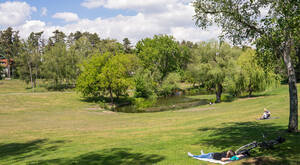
[0,80,299,165]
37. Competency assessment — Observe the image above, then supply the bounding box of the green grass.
[0,79,299,165]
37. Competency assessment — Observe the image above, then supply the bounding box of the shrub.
[134,70,156,98]
[158,73,181,97]
[133,96,157,110]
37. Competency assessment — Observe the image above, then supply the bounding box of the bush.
[158,73,181,97]
[134,70,155,98]
[133,96,157,110]
[0,65,4,80]
[186,88,201,95]
[97,100,109,110]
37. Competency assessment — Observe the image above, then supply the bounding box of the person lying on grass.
[188,150,245,161]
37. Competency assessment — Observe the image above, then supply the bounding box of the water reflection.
[115,96,209,113]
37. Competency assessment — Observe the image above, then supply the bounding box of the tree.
[0,27,21,78]
[123,38,132,53]
[50,30,66,44]
[136,35,185,82]
[97,38,124,55]
[159,72,181,97]
[70,35,94,59]
[17,32,44,89]
[83,32,101,48]
[193,0,299,132]
[42,42,68,87]
[98,54,139,103]
[228,49,280,96]
[187,41,241,103]
[0,62,4,79]
[76,53,139,104]
[133,69,156,99]
[76,53,110,97]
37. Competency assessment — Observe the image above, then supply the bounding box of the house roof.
[0,58,13,67]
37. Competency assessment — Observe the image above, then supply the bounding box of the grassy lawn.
[0,80,299,165]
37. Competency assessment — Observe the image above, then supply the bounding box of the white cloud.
[81,0,105,9]
[16,20,53,39]
[81,0,185,12]
[8,0,220,44]
[171,26,221,42]
[52,12,79,22]
[41,7,47,16]
[0,1,36,26]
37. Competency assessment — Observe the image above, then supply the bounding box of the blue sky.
[0,0,220,43]
[28,0,137,25]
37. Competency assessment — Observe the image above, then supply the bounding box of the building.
[0,55,13,78]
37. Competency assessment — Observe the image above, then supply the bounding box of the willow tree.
[229,49,280,96]
[193,0,299,132]
[188,41,241,103]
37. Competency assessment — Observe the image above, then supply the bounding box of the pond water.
[115,95,209,113]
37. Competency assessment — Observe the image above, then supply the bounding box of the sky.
[0,0,221,44]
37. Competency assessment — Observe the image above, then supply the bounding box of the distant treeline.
[0,27,297,104]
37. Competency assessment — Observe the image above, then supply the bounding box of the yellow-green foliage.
[76,52,139,100]
[98,53,139,98]
[229,49,280,96]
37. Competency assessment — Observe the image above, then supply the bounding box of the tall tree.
[76,53,139,104]
[42,42,68,87]
[98,53,139,103]
[228,49,280,96]
[50,30,66,44]
[84,32,101,48]
[123,38,132,53]
[0,27,21,78]
[17,32,44,89]
[136,35,184,82]
[187,41,241,102]
[97,38,124,55]
[193,0,300,132]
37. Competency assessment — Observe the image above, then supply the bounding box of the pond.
[115,95,210,113]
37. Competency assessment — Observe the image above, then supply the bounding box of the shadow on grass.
[221,93,273,103]
[196,122,300,164]
[47,85,75,91]
[238,93,273,99]
[241,157,300,165]
[28,148,165,165]
[0,139,68,162]
[80,96,108,103]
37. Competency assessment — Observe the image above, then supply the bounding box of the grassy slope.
[0,80,299,165]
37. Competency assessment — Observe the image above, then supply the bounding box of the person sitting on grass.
[261,108,271,119]
[188,150,245,162]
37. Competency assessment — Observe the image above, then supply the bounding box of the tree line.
[0,27,282,102]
